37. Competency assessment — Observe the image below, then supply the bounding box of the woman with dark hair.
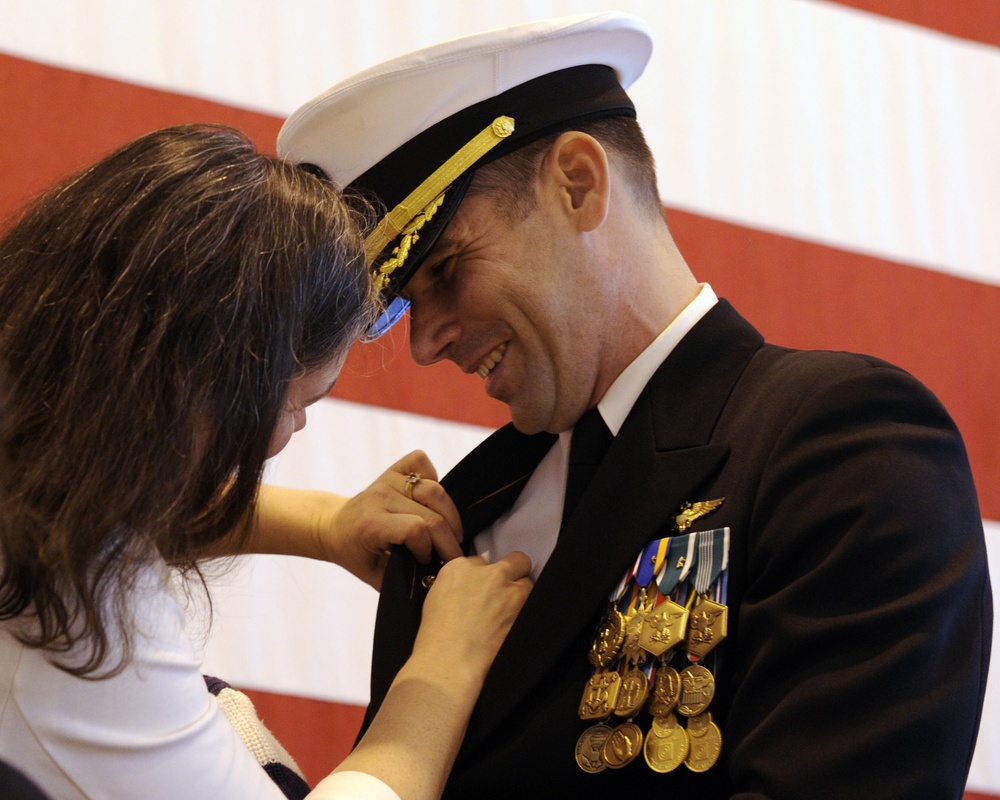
[0,125,531,800]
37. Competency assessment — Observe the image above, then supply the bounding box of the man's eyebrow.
[425,237,461,264]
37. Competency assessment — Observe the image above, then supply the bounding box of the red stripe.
[241,689,363,787]
[4,55,998,522]
[0,53,282,216]
[822,0,1000,48]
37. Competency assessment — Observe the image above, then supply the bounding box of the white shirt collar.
[592,283,718,436]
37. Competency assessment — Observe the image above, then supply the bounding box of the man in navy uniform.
[279,13,991,798]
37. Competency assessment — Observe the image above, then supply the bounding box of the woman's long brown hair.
[0,125,377,676]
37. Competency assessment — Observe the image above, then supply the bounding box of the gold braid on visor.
[365,115,515,292]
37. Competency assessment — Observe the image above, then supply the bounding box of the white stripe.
[0,0,997,285]
[639,0,1000,286]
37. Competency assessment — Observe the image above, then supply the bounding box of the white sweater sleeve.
[0,568,396,800]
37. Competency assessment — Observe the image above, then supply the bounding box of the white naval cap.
[278,12,654,338]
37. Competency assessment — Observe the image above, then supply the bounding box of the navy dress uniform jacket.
[360,300,992,799]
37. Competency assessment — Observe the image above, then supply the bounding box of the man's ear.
[540,131,611,233]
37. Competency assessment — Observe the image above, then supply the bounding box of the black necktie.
[561,407,613,529]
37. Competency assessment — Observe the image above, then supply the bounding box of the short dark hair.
[0,124,376,676]
[467,115,663,223]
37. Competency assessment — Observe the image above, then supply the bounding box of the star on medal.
[620,589,653,664]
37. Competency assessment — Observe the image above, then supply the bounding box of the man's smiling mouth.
[477,342,508,379]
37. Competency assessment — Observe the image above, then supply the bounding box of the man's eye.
[430,257,455,282]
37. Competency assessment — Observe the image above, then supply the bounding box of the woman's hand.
[252,451,464,590]
[318,450,464,590]
[412,552,533,681]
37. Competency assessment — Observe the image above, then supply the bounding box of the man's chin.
[508,410,544,436]
[508,407,561,436]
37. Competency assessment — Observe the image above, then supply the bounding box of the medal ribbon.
[655,532,693,596]
[635,538,663,587]
[692,528,728,595]
[679,535,696,584]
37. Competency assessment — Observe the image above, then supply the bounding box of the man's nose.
[408,303,459,366]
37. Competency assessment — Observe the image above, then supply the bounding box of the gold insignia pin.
[674,498,725,532]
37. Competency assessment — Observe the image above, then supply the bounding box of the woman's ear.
[540,131,611,232]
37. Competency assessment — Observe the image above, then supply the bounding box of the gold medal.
[638,596,689,657]
[620,590,652,665]
[602,721,644,769]
[613,666,650,717]
[677,664,715,717]
[588,605,625,667]
[647,663,682,716]
[644,713,689,773]
[684,712,722,772]
[578,669,621,721]
[650,711,680,738]
[575,724,613,773]
[686,596,728,659]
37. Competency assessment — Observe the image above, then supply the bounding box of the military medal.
[614,666,650,717]
[579,668,621,721]
[588,604,625,667]
[575,724,613,773]
[647,663,682,716]
[576,521,731,777]
[684,712,723,772]
[686,596,728,659]
[602,721,644,769]
[643,712,689,773]
[620,589,652,665]
[638,596,689,657]
[677,663,715,717]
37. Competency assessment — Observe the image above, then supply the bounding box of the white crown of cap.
[277,11,653,187]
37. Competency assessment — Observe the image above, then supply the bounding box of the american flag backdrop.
[1,0,997,795]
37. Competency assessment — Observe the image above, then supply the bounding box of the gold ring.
[404,472,422,500]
